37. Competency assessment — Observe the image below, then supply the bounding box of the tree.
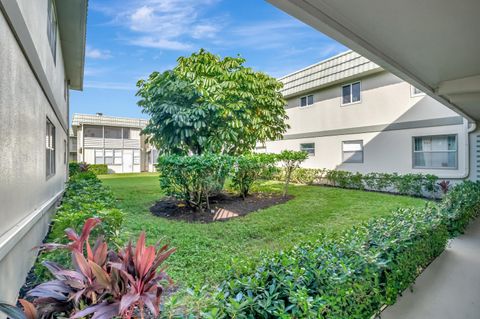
[136,49,289,155]
[278,150,309,198]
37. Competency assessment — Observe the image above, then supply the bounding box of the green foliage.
[34,172,124,282]
[157,154,233,210]
[137,49,289,155]
[277,150,309,197]
[275,168,439,197]
[68,162,80,176]
[200,205,448,318]
[230,153,277,198]
[88,164,108,175]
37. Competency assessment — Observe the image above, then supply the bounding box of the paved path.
[381,217,480,319]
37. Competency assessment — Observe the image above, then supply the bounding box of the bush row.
[34,170,123,281]
[193,181,480,318]
[274,168,438,197]
[69,162,108,175]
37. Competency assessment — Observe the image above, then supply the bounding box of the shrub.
[27,218,175,319]
[157,154,233,210]
[290,168,323,185]
[199,203,447,318]
[89,163,109,175]
[277,150,308,197]
[68,162,80,176]
[231,153,277,198]
[34,171,123,282]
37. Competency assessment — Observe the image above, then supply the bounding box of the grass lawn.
[100,173,427,288]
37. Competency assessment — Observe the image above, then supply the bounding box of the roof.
[55,0,88,90]
[71,113,149,129]
[279,50,382,98]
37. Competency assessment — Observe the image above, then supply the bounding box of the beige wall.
[266,71,470,179]
[0,1,68,303]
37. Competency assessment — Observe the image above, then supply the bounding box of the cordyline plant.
[1,218,176,319]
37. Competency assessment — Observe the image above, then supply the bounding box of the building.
[0,0,87,304]
[70,113,158,173]
[263,51,476,180]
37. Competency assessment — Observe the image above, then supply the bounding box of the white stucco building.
[0,0,87,304]
[71,113,158,173]
[263,51,476,180]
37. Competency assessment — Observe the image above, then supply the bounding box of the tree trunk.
[283,168,292,198]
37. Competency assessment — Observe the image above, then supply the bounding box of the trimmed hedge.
[34,171,123,281]
[194,181,480,318]
[88,164,109,175]
[274,168,438,198]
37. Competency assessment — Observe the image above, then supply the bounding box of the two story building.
[70,113,157,173]
[263,51,477,180]
[0,0,87,304]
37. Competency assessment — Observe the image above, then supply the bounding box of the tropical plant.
[28,218,175,319]
[137,49,289,155]
[277,150,308,197]
[438,180,451,195]
[157,154,233,210]
[0,299,37,319]
[230,153,277,198]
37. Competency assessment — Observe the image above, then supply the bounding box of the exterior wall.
[265,71,470,179]
[0,1,68,304]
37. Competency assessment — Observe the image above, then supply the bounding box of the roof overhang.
[55,0,88,91]
[267,0,480,122]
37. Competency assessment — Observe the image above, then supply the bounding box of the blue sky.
[70,0,347,119]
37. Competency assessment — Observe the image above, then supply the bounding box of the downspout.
[457,119,477,179]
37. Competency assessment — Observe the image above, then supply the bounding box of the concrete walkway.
[381,217,480,319]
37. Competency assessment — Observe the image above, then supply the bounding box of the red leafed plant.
[21,218,175,319]
[438,180,451,195]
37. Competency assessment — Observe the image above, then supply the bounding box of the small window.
[300,94,314,108]
[114,150,122,164]
[84,126,103,138]
[95,149,104,164]
[133,150,141,165]
[47,0,57,62]
[341,82,361,105]
[411,86,425,97]
[342,140,363,163]
[105,149,114,165]
[413,135,457,169]
[123,128,131,139]
[104,127,122,139]
[46,118,56,177]
[300,143,315,156]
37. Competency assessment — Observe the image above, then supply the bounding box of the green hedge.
[194,181,480,318]
[88,164,109,175]
[34,171,123,281]
[273,168,438,198]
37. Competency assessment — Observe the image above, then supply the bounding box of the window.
[114,150,122,164]
[411,85,425,97]
[84,126,103,138]
[413,135,457,169]
[46,118,56,177]
[123,128,131,139]
[105,150,114,165]
[47,0,57,62]
[341,82,361,105]
[95,149,104,164]
[63,139,67,165]
[300,143,315,156]
[133,150,141,165]
[104,127,122,139]
[300,94,314,107]
[342,140,363,163]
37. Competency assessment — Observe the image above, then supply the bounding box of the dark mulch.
[150,193,293,223]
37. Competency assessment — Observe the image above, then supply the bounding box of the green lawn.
[100,173,427,287]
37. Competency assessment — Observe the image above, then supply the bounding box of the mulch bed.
[150,193,293,223]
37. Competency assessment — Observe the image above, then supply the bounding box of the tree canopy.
[136,49,289,155]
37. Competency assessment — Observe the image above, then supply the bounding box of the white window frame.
[412,134,458,169]
[300,94,314,108]
[341,81,362,106]
[133,150,141,165]
[94,149,104,164]
[300,143,315,156]
[46,118,56,178]
[342,140,364,163]
[47,0,57,63]
[114,150,123,165]
[410,85,425,97]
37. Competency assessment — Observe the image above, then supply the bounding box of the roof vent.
[96,113,103,116]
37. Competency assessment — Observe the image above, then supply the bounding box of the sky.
[69,0,347,119]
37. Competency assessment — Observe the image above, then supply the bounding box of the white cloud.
[84,81,136,91]
[86,46,112,59]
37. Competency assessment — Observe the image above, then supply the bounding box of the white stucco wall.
[0,2,68,303]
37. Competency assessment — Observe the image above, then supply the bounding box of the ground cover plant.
[100,173,426,288]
